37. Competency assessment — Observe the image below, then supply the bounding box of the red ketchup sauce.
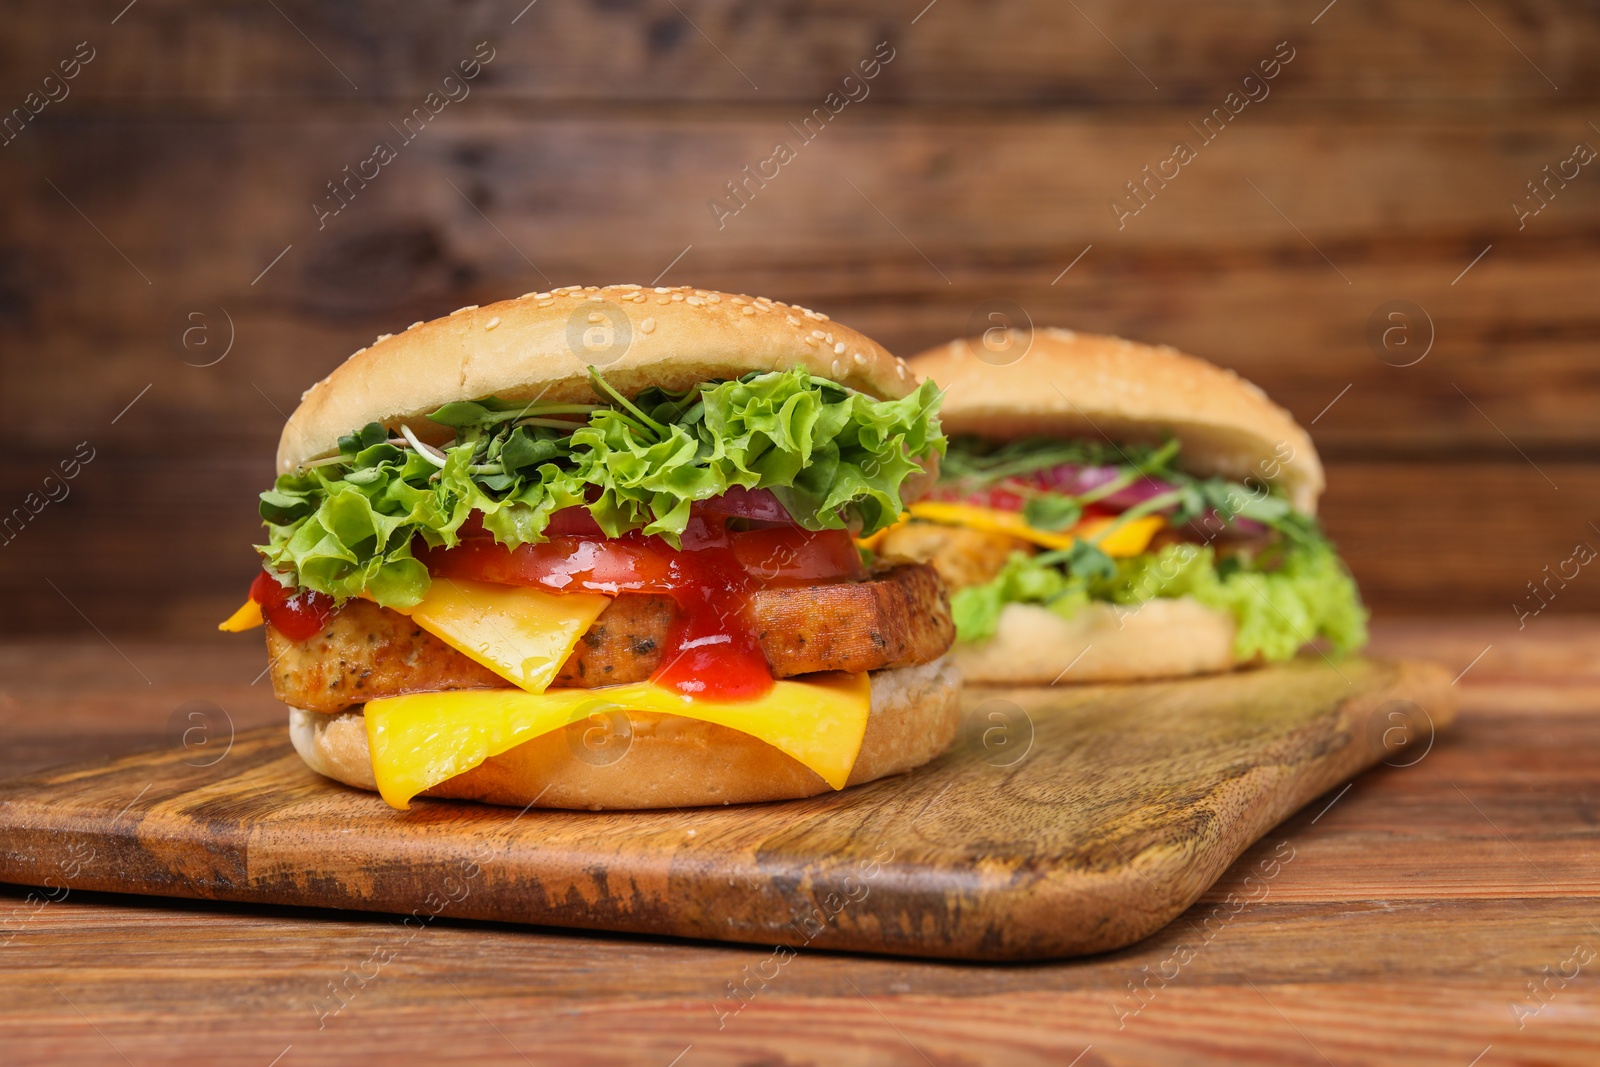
[420,508,865,701]
[249,570,335,642]
[640,518,773,701]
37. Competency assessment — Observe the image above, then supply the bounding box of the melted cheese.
[363,673,874,809]
[906,502,1164,556]
[218,598,264,632]
[221,578,609,697]
[383,578,611,695]
[855,514,910,553]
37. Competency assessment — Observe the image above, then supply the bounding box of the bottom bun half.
[289,659,961,810]
[952,597,1243,685]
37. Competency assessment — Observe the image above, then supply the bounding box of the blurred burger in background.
[871,327,1367,684]
[222,285,957,810]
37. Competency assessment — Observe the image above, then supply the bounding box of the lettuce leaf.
[951,539,1368,661]
[257,368,944,607]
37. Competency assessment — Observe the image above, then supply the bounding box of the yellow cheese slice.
[363,673,874,809]
[218,598,264,632]
[1081,514,1166,556]
[854,513,910,553]
[383,578,611,695]
[906,502,1164,556]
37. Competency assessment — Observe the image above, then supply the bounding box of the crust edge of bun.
[289,659,961,810]
[950,597,1244,685]
[908,328,1324,515]
[278,285,913,474]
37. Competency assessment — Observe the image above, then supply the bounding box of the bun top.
[908,328,1324,514]
[277,284,913,474]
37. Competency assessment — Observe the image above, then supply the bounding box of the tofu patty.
[268,564,954,712]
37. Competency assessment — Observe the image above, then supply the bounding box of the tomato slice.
[419,513,865,701]
[424,534,677,595]
[731,526,866,584]
[425,520,862,595]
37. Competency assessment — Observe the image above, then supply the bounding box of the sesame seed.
[671,293,685,302]
[588,294,603,302]
[831,359,843,376]
[804,336,818,346]
[484,317,500,330]
[741,306,757,317]
[535,292,551,300]
[687,296,704,307]
[786,315,801,326]
[619,283,642,290]
[834,342,846,354]
[815,312,829,321]
[451,305,478,315]
[730,297,748,305]
[583,285,598,291]
[538,299,554,307]
[375,333,393,343]
[852,351,867,365]
[811,330,826,340]
[640,317,657,333]
[706,293,721,303]
[654,287,672,294]
[896,364,907,378]
[588,311,605,323]
[657,296,671,304]
[407,321,424,330]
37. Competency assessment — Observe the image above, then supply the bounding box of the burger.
[869,327,1367,684]
[220,285,956,810]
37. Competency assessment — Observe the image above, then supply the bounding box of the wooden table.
[2,619,1596,1066]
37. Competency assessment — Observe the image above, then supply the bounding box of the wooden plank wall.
[0,0,1596,635]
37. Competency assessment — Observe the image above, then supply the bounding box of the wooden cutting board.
[0,658,1452,961]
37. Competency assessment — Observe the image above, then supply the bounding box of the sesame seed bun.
[909,329,1324,514]
[287,659,961,810]
[277,285,915,474]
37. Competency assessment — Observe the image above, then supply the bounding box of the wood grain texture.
[0,3,1594,630]
[0,623,1596,1066]
[0,658,1452,961]
[4,0,1595,104]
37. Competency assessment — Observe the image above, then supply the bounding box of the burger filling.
[228,367,950,807]
[872,435,1367,662]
